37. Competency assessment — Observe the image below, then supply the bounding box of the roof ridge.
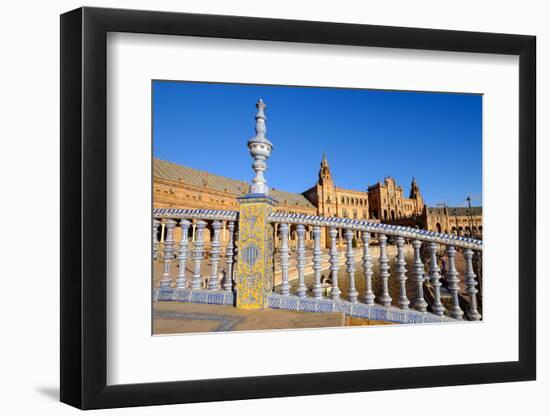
[154,158,315,208]
[154,157,248,182]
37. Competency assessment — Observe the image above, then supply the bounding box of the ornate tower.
[315,153,338,248]
[317,153,337,217]
[409,177,424,215]
[319,152,332,184]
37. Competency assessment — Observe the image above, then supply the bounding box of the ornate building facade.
[422,206,482,237]
[367,177,424,221]
[153,155,482,245]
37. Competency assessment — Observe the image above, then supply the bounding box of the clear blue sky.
[153,81,482,207]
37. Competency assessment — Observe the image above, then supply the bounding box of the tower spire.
[410,176,420,197]
[319,152,332,184]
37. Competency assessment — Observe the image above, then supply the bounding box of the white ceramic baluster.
[296,224,307,297]
[412,240,428,312]
[160,219,176,289]
[153,219,160,262]
[223,221,235,291]
[279,223,291,296]
[175,219,191,289]
[328,228,341,300]
[345,229,358,302]
[463,249,481,320]
[208,221,223,290]
[361,231,375,305]
[312,226,323,299]
[395,236,410,309]
[191,220,207,290]
[378,234,392,307]
[445,245,464,319]
[428,242,445,315]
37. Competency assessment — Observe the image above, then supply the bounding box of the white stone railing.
[153,208,482,321]
[154,208,238,221]
[269,213,482,321]
[153,208,238,293]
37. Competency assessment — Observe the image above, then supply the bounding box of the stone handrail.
[268,212,482,251]
[269,212,482,321]
[153,209,237,293]
[154,208,238,221]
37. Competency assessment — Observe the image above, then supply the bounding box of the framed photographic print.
[60,6,536,409]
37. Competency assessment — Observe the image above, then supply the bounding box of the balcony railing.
[153,208,482,322]
[268,212,482,321]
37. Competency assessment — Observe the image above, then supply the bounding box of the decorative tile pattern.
[279,296,299,311]
[369,306,388,322]
[235,198,275,309]
[267,294,281,309]
[190,291,209,304]
[405,311,427,324]
[316,299,335,313]
[335,302,354,316]
[156,290,458,324]
[207,292,226,305]
[173,289,191,302]
[351,303,370,317]
[299,298,318,312]
[386,308,407,323]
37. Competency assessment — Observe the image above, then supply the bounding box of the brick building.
[153,154,482,244]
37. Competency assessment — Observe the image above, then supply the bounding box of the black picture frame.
[60,6,536,410]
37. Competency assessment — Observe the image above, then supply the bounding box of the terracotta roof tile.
[154,158,315,209]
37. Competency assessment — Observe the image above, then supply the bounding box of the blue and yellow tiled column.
[235,98,276,309]
[235,195,276,309]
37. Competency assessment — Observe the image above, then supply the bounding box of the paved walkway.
[153,301,391,334]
